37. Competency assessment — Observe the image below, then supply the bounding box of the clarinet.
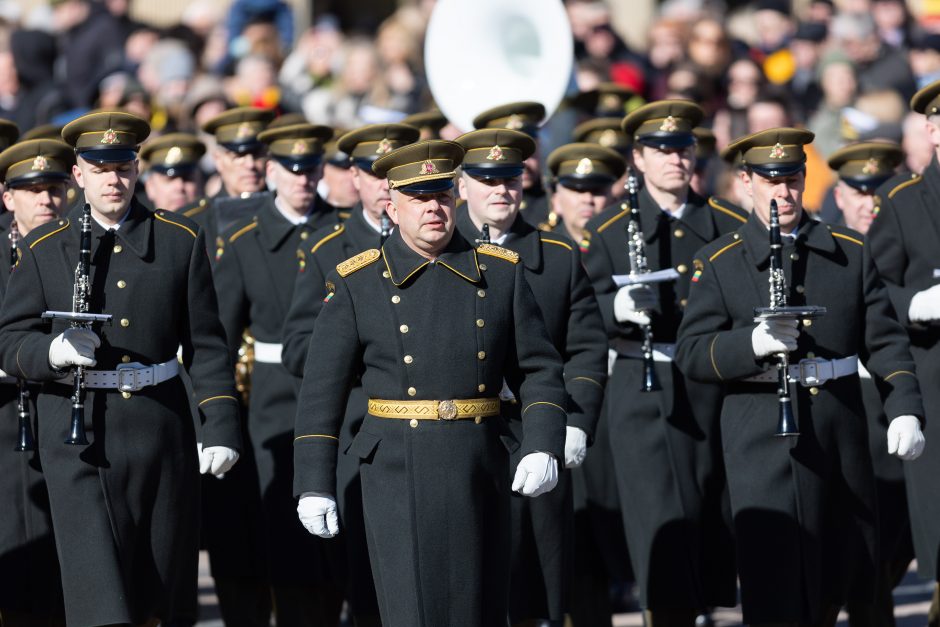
[11,221,35,452]
[476,223,491,244]
[380,213,391,245]
[625,167,662,392]
[40,204,112,444]
[765,200,798,436]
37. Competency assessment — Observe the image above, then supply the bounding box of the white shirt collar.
[362,208,385,234]
[92,207,130,231]
[662,203,686,220]
[274,195,311,225]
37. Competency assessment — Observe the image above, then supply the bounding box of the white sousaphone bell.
[424,0,574,133]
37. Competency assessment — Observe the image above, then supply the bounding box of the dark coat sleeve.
[581,226,622,339]
[560,245,608,441]
[860,244,925,423]
[507,264,568,462]
[181,230,243,451]
[675,251,766,384]
[212,237,251,363]
[293,270,361,496]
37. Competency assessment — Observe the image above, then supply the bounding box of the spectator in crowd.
[831,11,916,104]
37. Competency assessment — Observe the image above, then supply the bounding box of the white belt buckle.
[116,364,143,392]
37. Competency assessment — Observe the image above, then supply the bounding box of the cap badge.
[235,122,254,140]
[100,129,119,145]
[862,158,879,175]
[486,145,505,161]
[575,158,594,175]
[421,160,438,175]
[31,155,49,171]
[291,139,309,155]
[165,146,183,165]
[506,114,524,130]
[601,93,622,112]
[376,138,393,154]
[599,129,619,147]
[769,143,788,159]
[660,116,678,132]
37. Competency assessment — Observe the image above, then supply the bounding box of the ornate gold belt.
[368,397,500,421]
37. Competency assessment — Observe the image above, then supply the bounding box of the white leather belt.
[60,358,179,392]
[743,355,859,387]
[253,341,283,364]
[611,338,676,362]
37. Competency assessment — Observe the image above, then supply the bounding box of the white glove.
[197,442,239,478]
[908,284,940,323]
[887,415,925,460]
[614,285,658,325]
[297,492,340,537]
[48,327,100,369]
[512,452,559,497]
[751,319,799,359]
[564,426,588,468]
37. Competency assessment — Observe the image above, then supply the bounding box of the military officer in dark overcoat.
[0,130,68,625]
[293,140,567,627]
[826,141,915,627]
[676,128,925,626]
[572,117,631,203]
[140,133,206,213]
[866,78,940,623]
[280,122,419,627]
[0,111,243,625]
[580,100,745,625]
[183,106,276,257]
[454,129,608,626]
[213,122,343,625]
[473,102,552,229]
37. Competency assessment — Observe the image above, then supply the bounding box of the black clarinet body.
[380,213,391,246]
[625,168,662,392]
[67,204,94,445]
[11,221,35,452]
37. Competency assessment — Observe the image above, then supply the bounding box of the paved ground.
[194,552,936,626]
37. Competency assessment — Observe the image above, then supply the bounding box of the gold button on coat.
[391,295,401,303]
[674,229,685,238]
[113,244,123,253]
[403,355,413,364]
[122,391,132,399]
[809,387,819,396]
[300,232,309,240]
[400,325,409,333]
[479,263,487,271]
[383,270,391,278]
[477,290,486,298]
[121,355,131,363]
[409,419,418,428]
[795,285,805,294]
[677,264,688,274]
[790,252,799,261]
[407,387,417,397]
[478,351,486,360]
[476,319,485,328]
[117,280,126,288]
[120,318,130,327]
[803,319,813,327]
[478,384,486,393]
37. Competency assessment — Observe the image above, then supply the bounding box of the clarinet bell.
[14,415,35,452]
[774,400,800,437]
[65,405,89,446]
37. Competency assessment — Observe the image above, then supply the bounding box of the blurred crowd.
[0,0,936,212]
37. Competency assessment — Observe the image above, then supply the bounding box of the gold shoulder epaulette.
[29,219,70,249]
[826,225,864,247]
[311,223,345,253]
[596,203,630,233]
[182,197,208,218]
[228,220,258,243]
[337,248,380,277]
[708,196,747,223]
[707,236,743,263]
[477,243,520,264]
[154,210,197,238]
[888,175,921,199]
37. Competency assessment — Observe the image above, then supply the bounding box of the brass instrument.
[624,167,664,392]
[753,200,825,437]
[11,220,35,452]
[41,204,112,445]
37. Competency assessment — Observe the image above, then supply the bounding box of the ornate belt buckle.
[437,400,458,420]
[116,365,142,392]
